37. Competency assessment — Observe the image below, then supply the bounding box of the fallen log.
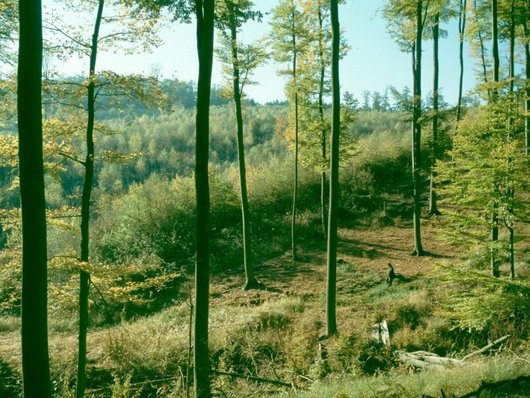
[396,335,510,370]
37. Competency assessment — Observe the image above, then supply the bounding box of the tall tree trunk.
[412,0,425,256]
[508,0,515,278]
[18,0,51,395]
[76,2,104,397]
[509,0,515,94]
[326,0,340,338]
[292,89,299,261]
[523,0,530,156]
[429,12,441,216]
[317,1,328,238]
[457,0,467,121]
[291,3,299,262]
[228,10,259,290]
[490,0,500,277]
[194,0,214,395]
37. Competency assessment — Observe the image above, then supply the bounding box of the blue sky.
[39,0,478,104]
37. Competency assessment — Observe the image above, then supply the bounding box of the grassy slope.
[1,218,530,397]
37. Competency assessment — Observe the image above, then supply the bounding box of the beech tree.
[17,0,51,395]
[436,96,527,278]
[325,0,341,338]
[270,0,306,261]
[42,2,162,395]
[384,0,430,256]
[298,0,332,237]
[456,0,468,121]
[194,0,215,395]
[216,0,265,290]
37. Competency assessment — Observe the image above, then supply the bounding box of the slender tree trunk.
[326,0,340,338]
[292,89,299,262]
[18,0,51,395]
[457,0,467,121]
[492,0,499,87]
[490,0,500,277]
[508,0,516,278]
[194,0,214,395]
[317,2,328,238]
[412,0,425,256]
[509,0,515,94]
[291,4,299,262]
[523,0,530,156]
[228,12,259,290]
[76,2,104,397]
[429,12,441,216]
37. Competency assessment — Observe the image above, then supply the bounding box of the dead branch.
[461,335,510,361]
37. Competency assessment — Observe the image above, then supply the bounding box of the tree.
[194,0,215,395]
[490,0,501,277]
[270,0,306,261]
[325,0,340,338]
[411,0,426,256]
[436,97,527,278]
[522,0,530,156]
[429,8,441,215]
[17,0,51,395]
[75,2,105,395]
[42,2,163,395]
[216,0,265,290]
[384,0,429,256]
[467,0,491,91]
[456,0,468,121]
[299,0,332,238]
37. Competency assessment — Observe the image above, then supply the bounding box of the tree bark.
[412,0,425,256]
[326,0,340,338]
[429,11,441,216]
[317,1,328,239]
[76,2,104,397]
[194,0,214,395]
[18,0,51,395]
[227,8,259,290]
[523,0,530,156]
[490,0,500,277]
[291,2,299,262]
[456,0,467,121]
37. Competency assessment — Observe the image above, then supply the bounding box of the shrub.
[0,357,21,397]
[357,341,399,375]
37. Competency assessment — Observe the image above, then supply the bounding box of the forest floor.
[209,222,456,309]
[2,218,530,397]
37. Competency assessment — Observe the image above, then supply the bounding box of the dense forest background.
[1,0,530,397]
